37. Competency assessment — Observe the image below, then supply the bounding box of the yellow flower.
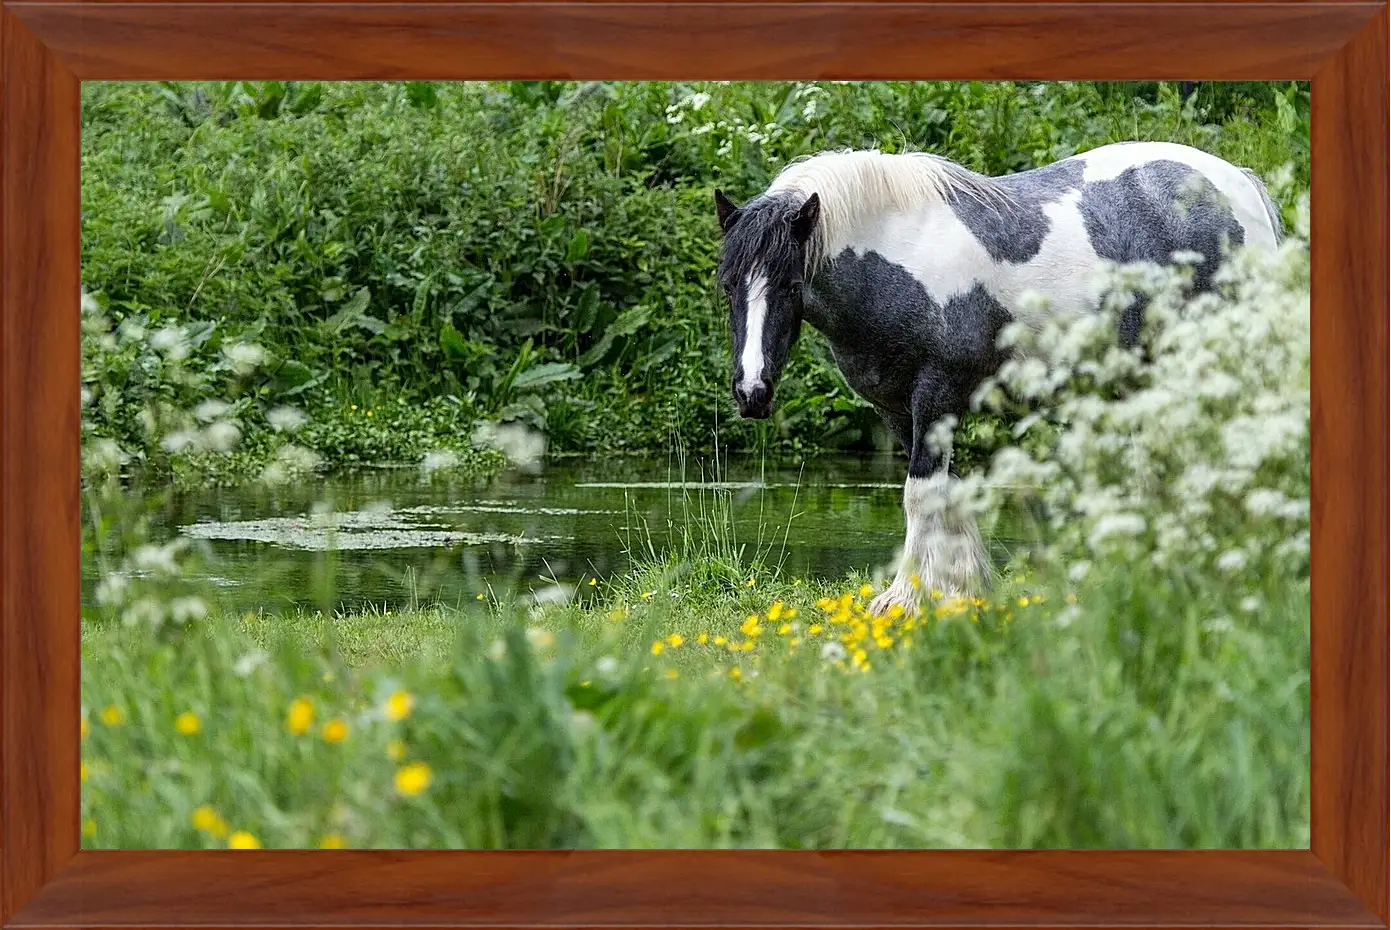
[100,705,124,727]
[82,819,97,839]
[745,578,756,588]
[789,637,802,647]
[729,667,743,680]
[318,833,347,849]
[607,607,628,622]
[697,633,709,645]
[777,623,792,636]
[767,602,785,622]
[666,633,684,647]
[888,604,905,620]
[80,761,90,783]
[350,404,358,411]
[808,623,823,635]
[785,608,797,620]
[641,591,655,600]
[174,711,202,736]
[650,641,665,656]
[192,805,229,837]
[366,410,374,417]
[228,831,261,849]
[321,718,349,744]
[286,697,315,735]
[740,641,755,652]
[1017,596,1030,608]
[80,716,90,741]
[588,577,598,586]
[384,691,414,722]
[386,739,406,761]
[475,592,485,601]
[909,574,922,589]
[713,635,728,646]
[395,762,432,797]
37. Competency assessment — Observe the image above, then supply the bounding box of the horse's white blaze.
[739,271,769,392]
[1077,141,1279,249]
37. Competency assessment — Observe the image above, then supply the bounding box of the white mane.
[766,149,1013,273]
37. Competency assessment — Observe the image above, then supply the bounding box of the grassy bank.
[81,550,1308,850]
[81,80,1310,484]
[81,85,1312,851]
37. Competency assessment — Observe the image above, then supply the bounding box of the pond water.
[87,452,1018,616]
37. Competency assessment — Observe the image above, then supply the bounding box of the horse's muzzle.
[734,382,773,419]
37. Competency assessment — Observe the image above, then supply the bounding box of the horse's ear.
[791,193,821,243]
[714,189,742,234]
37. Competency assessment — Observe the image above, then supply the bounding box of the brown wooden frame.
[2,1,1386,927]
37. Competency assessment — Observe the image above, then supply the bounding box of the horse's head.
[713,188,821,420]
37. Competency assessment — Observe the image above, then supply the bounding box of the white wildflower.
[266,406,307,433]
[195,400,231,422]
[233,649,269,677]
[201,421,241,453]
[223,342,266,375]
[169,596,209,624]
[420,449,460,475]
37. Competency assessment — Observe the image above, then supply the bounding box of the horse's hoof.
[868,581,920,618]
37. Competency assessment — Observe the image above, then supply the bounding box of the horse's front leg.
[869,383,991,617]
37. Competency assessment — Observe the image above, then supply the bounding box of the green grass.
[81,550,1308,851]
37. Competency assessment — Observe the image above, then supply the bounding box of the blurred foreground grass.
[82,553,1308,850]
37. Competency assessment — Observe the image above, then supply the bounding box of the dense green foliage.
[81,80,1309,479]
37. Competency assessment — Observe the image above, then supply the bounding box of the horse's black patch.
[1077,159,1245,293]
[804,249,1012,468]
[948,159,1086,263]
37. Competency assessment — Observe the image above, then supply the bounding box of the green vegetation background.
[81,80,1309,483]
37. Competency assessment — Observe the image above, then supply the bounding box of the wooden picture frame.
[2,1,1385,927]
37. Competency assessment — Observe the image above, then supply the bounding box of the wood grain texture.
[0,0,1386,928]
[0,3,81,926]
[8,850,1387,928]
[1309,7,1390,925]
[6,2,1381,81]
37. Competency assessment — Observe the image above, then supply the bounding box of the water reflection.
[86,453,924,614]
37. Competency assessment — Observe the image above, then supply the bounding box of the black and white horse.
[713,141,1283,616]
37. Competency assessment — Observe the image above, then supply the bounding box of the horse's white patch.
[739,271,769,392]
[1075,141,1279,249]
[845,188,1103,327]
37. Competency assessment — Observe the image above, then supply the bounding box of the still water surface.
[93,453,950,615]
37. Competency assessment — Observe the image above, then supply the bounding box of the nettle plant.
[957,178,1310,615]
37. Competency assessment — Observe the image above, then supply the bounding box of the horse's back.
[1063,141,1281,253]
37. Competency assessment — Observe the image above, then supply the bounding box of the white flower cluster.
[969,188,1310,590]
[663,84,827,156]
